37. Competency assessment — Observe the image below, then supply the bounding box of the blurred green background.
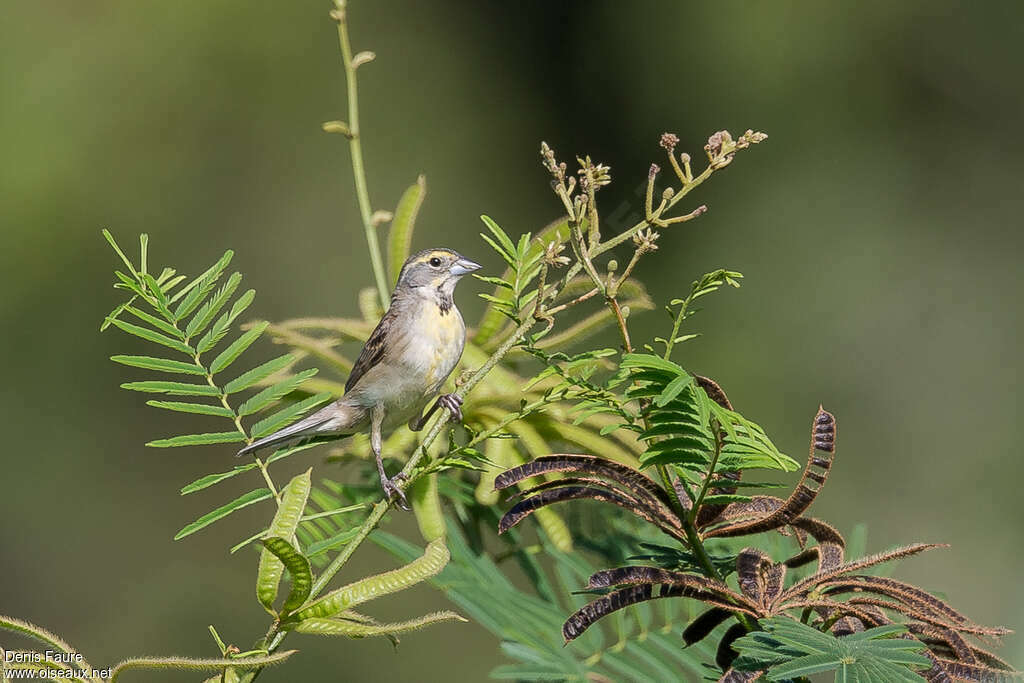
[2,1,1022,680]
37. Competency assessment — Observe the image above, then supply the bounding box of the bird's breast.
[399,302,465,389]
[356,301,464,429]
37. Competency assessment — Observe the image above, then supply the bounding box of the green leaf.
[100,301,132,331]
[107,318,194,355]
[387,175,426,285]
[732,618,930,683]
[123,305,184,339]
[161,274,187,293]
[120,380,220,397]
[195,289,257,355]
[257,469,312,612]
[260,537,313,614]
[480,215,516,258]
[180,442,320,495]
[654,373,693,406]
[620,353,685,375]
[237,368,318,416]
[111,355,204,375]
[174,488,272,540]
[142,272,173,320]
[767,652,844,678]
[102,228,137,275]
[172,250,234,315]
[250,392,332,439]
[474,275,514,289]
[209,322,267,374]
[186,272,242,338]
[181,464,257,495]
[223,354,297,394]
[305,528,362,558]
[146,401,234,418]
[147,431,245,448]
[700,493,752,505]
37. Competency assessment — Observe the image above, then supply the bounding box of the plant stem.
[688,425,722,524]
[334,0,389,310]
[607,297,633,352]
[195,354,280,503]
[662,299,689,361]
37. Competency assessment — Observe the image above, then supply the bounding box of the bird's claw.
[381,472,410,511]
[438,393,463,422]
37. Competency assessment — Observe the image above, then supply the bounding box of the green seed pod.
[293,539,450,621]
[475,435,516,505]
[387,176,427,286]
[256,469,311,613]
[292,611,466,638]
[534,507,573,553]
[261,537,312,614]
[410,473,445,542]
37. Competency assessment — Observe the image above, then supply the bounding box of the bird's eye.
[429,257,442,267]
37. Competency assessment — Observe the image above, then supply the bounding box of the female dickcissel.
[237,248,480,507]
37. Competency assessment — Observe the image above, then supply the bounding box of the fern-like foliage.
[102,230,333,539]
[494,296,1018,681]
[497,390,1019,680]
[728,617,932,682]
[372,483,719,682]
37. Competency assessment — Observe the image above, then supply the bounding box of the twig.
[331,0,389,309]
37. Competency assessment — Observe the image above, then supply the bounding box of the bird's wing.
[345,306,398,392]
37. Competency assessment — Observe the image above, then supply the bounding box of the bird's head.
[395,248,481,301]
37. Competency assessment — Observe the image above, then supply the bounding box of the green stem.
[197,357,280,503]
[334,0,389,310]
[662,299,689,361]
[688,424,722,524]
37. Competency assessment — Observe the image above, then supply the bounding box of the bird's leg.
[371,405,408,510]
[408,393,463,432]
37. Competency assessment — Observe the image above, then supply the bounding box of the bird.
[237,248,481,508]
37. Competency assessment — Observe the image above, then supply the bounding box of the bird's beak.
[450,258,482,276]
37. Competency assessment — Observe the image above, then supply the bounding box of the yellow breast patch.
[417,302,464,386]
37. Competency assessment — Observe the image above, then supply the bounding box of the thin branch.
[332,0,389,309]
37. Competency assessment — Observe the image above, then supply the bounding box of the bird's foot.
[438,393,463,422]
[381,471,410,511]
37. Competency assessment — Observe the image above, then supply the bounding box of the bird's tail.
[236,404,349,458]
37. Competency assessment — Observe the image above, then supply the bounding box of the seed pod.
[293,540,450,621]
[410,473,445,542]
[256,469,311,613]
